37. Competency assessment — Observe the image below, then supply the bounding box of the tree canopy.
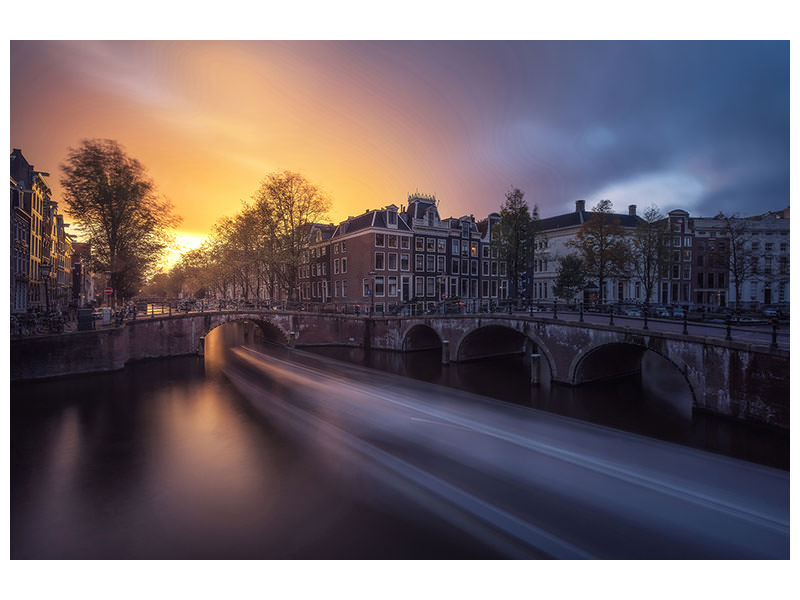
[60,139,179,299]
[553,254,586,302]
[495,187,538,302]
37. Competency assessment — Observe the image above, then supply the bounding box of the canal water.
[10,321,788,559]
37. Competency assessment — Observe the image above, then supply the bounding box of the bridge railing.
[11,298,790,348]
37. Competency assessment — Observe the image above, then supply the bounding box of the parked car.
[620,307,642,317]
[652,306,670,318]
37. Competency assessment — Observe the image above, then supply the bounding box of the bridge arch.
[453,323,555,382]
[203,315,290,350]
[401,324,443,351]
[568,341,697,405]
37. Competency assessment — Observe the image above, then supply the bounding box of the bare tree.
[723,215,752,311]
[567,200,629,304]
[630,205,669,307]
[60,139,180,300]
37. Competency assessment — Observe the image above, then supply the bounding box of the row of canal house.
[528,201,789,309]
[299,193,509,313]
[10,149,75,314]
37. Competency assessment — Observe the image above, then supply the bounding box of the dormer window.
[388,210,397,226]
[427,211,434,227]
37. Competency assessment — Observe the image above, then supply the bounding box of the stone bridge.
[11,310,789,428]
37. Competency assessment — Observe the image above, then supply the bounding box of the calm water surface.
[11,322,787,558]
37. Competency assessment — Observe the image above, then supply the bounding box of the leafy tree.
[495,187,537,302]
[630,205,669,307]
[60,139,179,300]
[553,254,586,302]
[567,199,629,304]
[252,171,330,301]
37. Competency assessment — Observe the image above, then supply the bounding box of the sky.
[10,40,789,256]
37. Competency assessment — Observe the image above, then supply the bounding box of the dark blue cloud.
[349,41,789,216]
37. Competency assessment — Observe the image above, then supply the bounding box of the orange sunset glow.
[11,41,512,260]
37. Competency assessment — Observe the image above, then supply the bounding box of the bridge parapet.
[11,309,788,428]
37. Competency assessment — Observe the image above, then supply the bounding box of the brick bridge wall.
[11,311,789,428]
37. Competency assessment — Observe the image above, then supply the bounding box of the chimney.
[629,205,637,217]
[576,200,586,213]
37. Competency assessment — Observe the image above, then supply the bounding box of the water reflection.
[11,355,499,559]
[305,346,788,470]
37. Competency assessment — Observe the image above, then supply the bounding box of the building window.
[426,237,436,252]
[334,259,340,275]
[388,276,397,297]
[335,281,340,297]
[416,237,424,251]
[437,238,446,253]
[388,211,397,226]
[375,276,385,296]
[363,279,370,296]
[426,277,435,297]
[684,237,692,247]
[683,266,690,279]
[470,242,478,257]
[482,280,489,298]
[491,280,498,298]
[415,276,424,297]
[334,243,340,254]
[341,241,347,252]
[482,261,489,276]
[452,239,459,255]
[451,257,460,274]
[388,253,398,271]
[482,245,489,258]
[499,262,507,277]
[491,262,498,276]
[388,235,398,248]
[341,257,347,273]
[470,260,478,276]
[415,255,424,271]
[437,256,445,272]
[376,234,385,247]
[400,237,410,250]
[426,255,435,272]
[471,279,478,299]
[400,254,410,271]
[375,252,385,270]
[461,223,469,238]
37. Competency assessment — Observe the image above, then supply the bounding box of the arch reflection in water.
[304,345,787,469]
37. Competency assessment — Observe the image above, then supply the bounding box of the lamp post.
[368,270,375,315]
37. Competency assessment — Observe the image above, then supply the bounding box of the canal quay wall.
[10,311,789,429]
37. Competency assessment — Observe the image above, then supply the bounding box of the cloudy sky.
[10,40,789,249]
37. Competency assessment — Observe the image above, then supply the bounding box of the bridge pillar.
[530,353,541,385]
[442,340,450,365]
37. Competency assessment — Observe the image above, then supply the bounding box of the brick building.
[298,194,509,313]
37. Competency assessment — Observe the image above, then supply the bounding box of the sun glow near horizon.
[160,231,208,270]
